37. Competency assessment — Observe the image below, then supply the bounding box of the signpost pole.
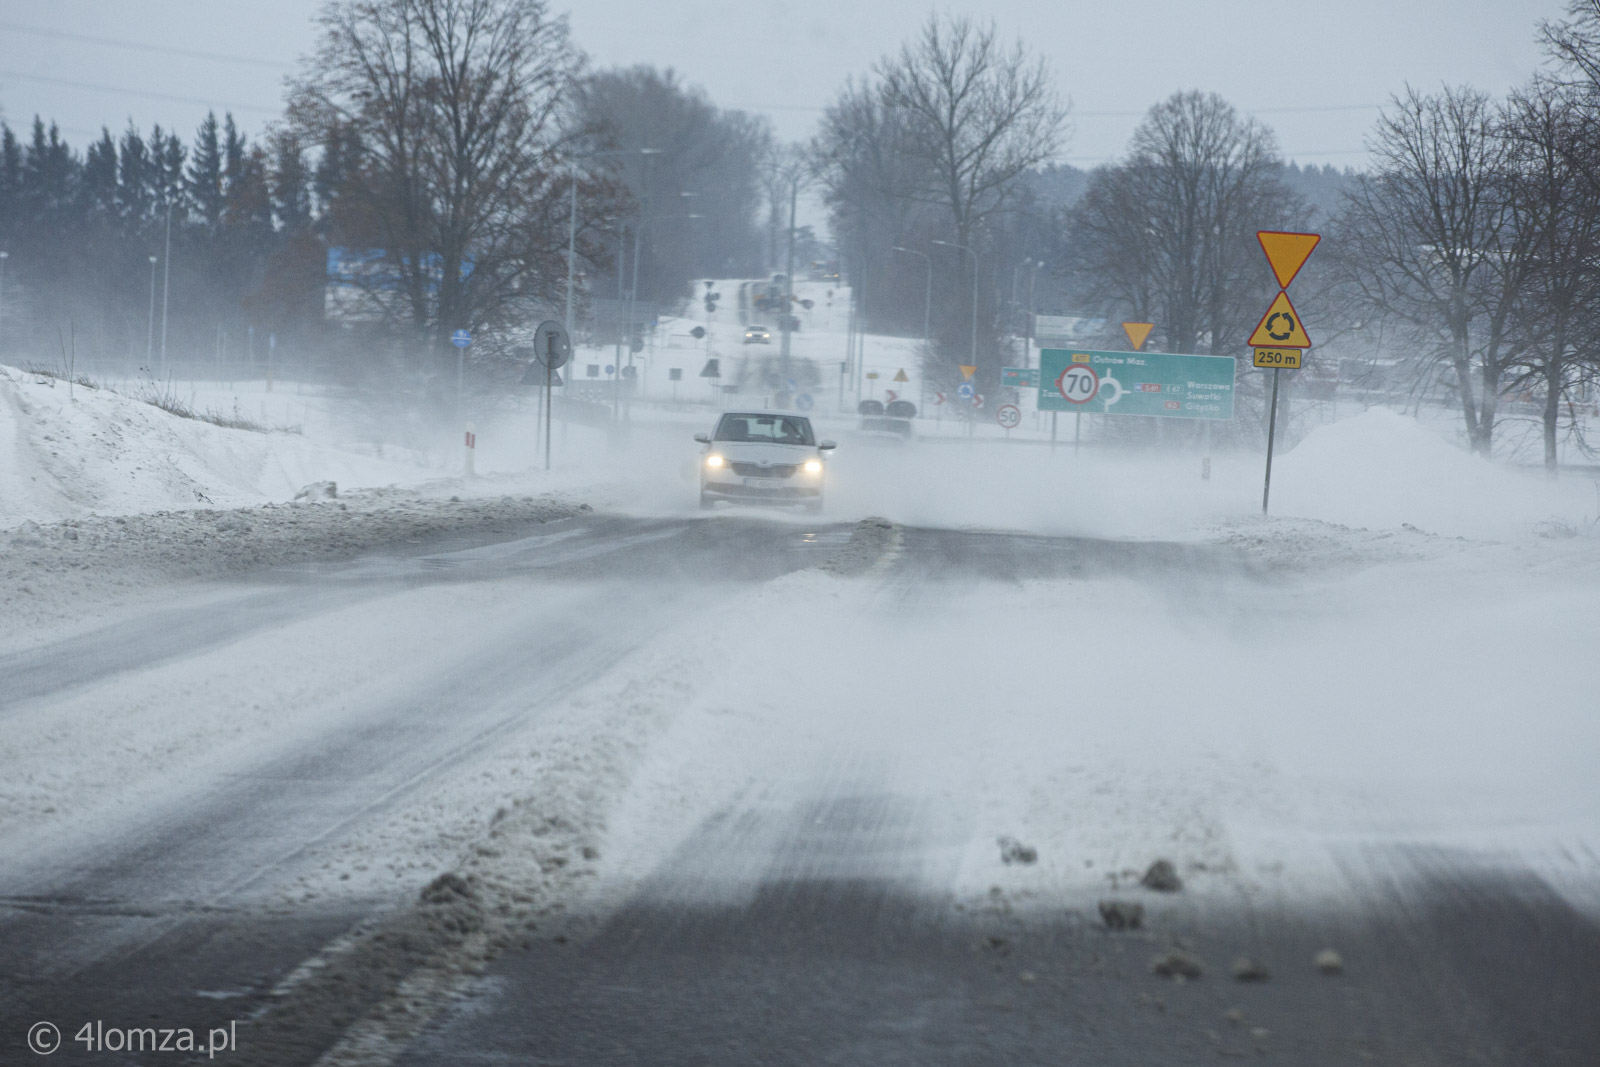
[1262,367,1281,514]
[545,362,553,472]
[1050,411,1057,452]
[1074,411,1081,455]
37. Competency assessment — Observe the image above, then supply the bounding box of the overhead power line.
[0,69,280,116]
[1077,103,1384,119]
[0,20,292,69]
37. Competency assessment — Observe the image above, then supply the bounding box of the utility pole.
[933,239,980,371]
[564,172,578,334]
[0,250,9,354]
[146,255,158,364]
[892,246,932,350]
[613,225,626,420]
[1026,261,1044,370]
[780,177,798,375]
[160,202,173,371]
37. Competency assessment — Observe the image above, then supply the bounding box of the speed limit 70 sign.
[1055,363,1100,404]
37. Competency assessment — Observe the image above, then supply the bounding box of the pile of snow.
[1272,407,1598,539]
[0,364,430,529]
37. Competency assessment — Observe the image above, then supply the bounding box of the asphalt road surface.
[2,513,1595,1065]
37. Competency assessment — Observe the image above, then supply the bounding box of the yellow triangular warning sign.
[1257,231,1321,289]
[1248,290,1312,349]
[893,368,909,383]
[959,364,977,380]
[1121,322,1153,350]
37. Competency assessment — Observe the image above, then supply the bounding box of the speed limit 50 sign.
[996,404,1021,429]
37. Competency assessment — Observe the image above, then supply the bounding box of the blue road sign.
[451,329,471,348]
[784,377,799,393]
[605,364,616,376]
[957,383,975,399]
[795,393,814,411]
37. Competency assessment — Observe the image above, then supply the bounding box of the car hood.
[708,441,818,463]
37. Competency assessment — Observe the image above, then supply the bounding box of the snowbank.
[1272,407,1598,539]
[0,364,430,529]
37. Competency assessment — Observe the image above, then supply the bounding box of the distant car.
[858,415,914,444]
[744,325,771,344]
[694,412,836,512]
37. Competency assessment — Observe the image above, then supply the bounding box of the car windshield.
[714,414,815,445]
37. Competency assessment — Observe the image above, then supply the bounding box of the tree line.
[815,5,1600,466]
[0,0,784,384]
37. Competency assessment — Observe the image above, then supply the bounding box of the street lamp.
[932,239,980,370]
[891,246,931,348]
[1026,260,1045,368]
[146,255,158,364]
[0,250,9,354]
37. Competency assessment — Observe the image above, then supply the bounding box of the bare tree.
[1336,86,1528,454]
[877,15,1068,246]
[290,0,587,355]
[578,66,770,302]
[1068,92,1301,356]
[813,15,1067,384]
[1500,80,1600,468]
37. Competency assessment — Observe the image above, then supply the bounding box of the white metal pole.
[160,203,172,371]
[0,251,9,355]
[146,255,157,364]
[564,173,578,334]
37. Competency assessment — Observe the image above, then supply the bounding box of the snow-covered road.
[3,502,1596,1065]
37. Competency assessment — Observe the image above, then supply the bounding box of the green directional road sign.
[1037,348,1235,420]
[1000,366,1040,389]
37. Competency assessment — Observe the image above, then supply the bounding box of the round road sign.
[532,320,571,369]
[450,329,471,348]
[795,393,814,411]
[1056,364,1100,404]
[957,382,975,399]
[996,404,1021,429]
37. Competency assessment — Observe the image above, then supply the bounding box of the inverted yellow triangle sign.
[1121,322,1153,350]
[1257,231,1321,289]
[893,368,909,382]
[1248,290,1312,349]
[959,364,977,380]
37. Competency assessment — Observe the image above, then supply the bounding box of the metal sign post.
[1250,230,1320,515]
[1262,367,1282,513]
[533,320,571,472]
[451,329,471,425]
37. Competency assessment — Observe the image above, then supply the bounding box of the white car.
[695,412,835,512]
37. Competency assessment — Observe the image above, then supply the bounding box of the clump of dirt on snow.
[818,516,901,576]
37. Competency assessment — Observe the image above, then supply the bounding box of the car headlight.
[705,454,725,468]
[802,459,823,475]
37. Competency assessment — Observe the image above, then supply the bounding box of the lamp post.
[564,171,578,335]
[146,255,158,364]
[1026,260,1045,369]
[891,246,931,348]
[932,238,980,370]
[160,201,173,371]
[0,250,9,354]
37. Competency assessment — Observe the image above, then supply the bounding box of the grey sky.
[0,0,1566,172]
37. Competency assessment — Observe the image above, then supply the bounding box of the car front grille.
[730,462,797,478]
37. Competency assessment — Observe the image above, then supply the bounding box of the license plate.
[743,477,786,488]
